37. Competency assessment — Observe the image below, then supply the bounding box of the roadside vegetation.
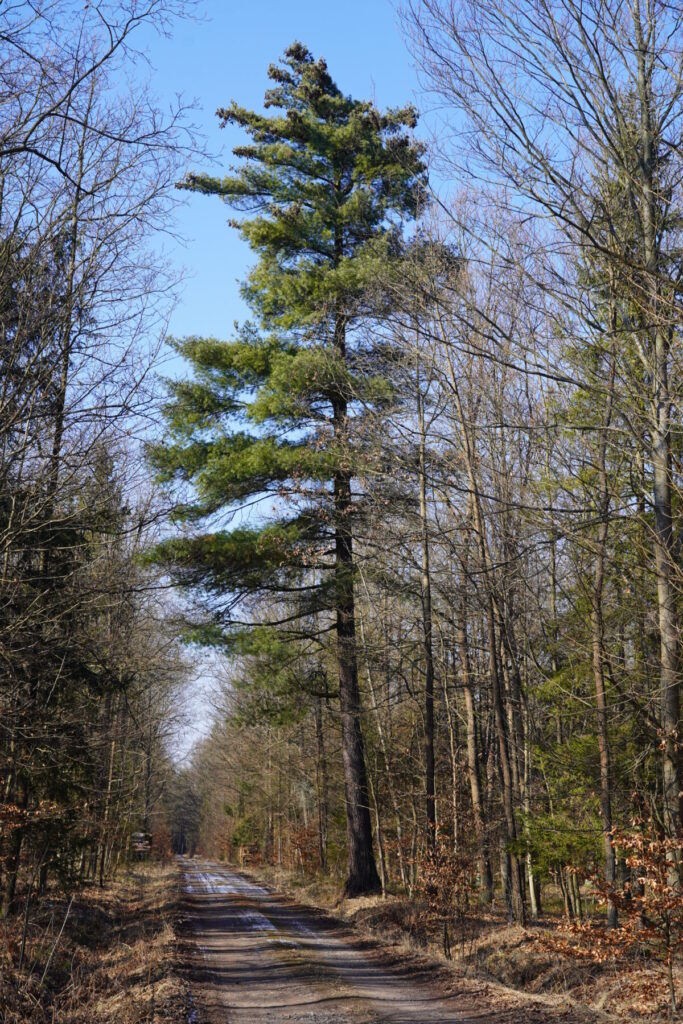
[0,857,187,1024]
[246,856,683,1021]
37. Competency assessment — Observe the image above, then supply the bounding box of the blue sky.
[145,0,423,345]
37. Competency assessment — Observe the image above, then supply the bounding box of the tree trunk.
[368,772,386,896]
[359,604,409,893]
[1,780,27,919]
[591,330,618,928]
[442,657,460,853]
[524,707,539,919]
[445,343,525,923]
[333,306,380,897]
[634,7,682,847]
[417,385,436,841]
[558,866,573,921]
[457,602,493,902]
[315,696,329,873]
[99,735,116,889]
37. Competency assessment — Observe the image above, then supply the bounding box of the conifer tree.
[149,43,425,895]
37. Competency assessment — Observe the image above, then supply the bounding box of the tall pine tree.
[149,43,425,895]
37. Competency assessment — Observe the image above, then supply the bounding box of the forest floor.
[4,859,677,1023]
[242,862,682,1022]
[179,857,624,1024]
[0,861,191,1023]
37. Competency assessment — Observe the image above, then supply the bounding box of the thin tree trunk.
[358,604,408,891]
[417,383,436,842]
[442,661,460,853]
[559,866,573,921]
[99,734,116,889]
[444,339,526,924]
[1,779,27,918]
[368,772,386,896]
[634,6,682,849]
[523,707,539,919]
[457,599,493,902]
[315,697,329,873]
[591,330,618,928]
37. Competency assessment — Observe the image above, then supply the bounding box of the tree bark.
[634,2,682,846]
[445,348,525,923]
[359,604,409,891]
[591,330,618,928]
[442,655,460,853]
[417,384,436,841]
[333,302,380,896]
[315,696,329,873]
[457,600,493,902]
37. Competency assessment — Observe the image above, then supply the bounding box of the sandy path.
[179,857,477,1023]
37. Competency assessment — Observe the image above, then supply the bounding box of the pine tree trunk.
[336,535,380,894]
[333,265,380,896]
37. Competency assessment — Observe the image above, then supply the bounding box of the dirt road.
[179,857,480,1023]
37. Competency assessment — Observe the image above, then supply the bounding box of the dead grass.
[0,862,190,1024]
[243,863,683,1022]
